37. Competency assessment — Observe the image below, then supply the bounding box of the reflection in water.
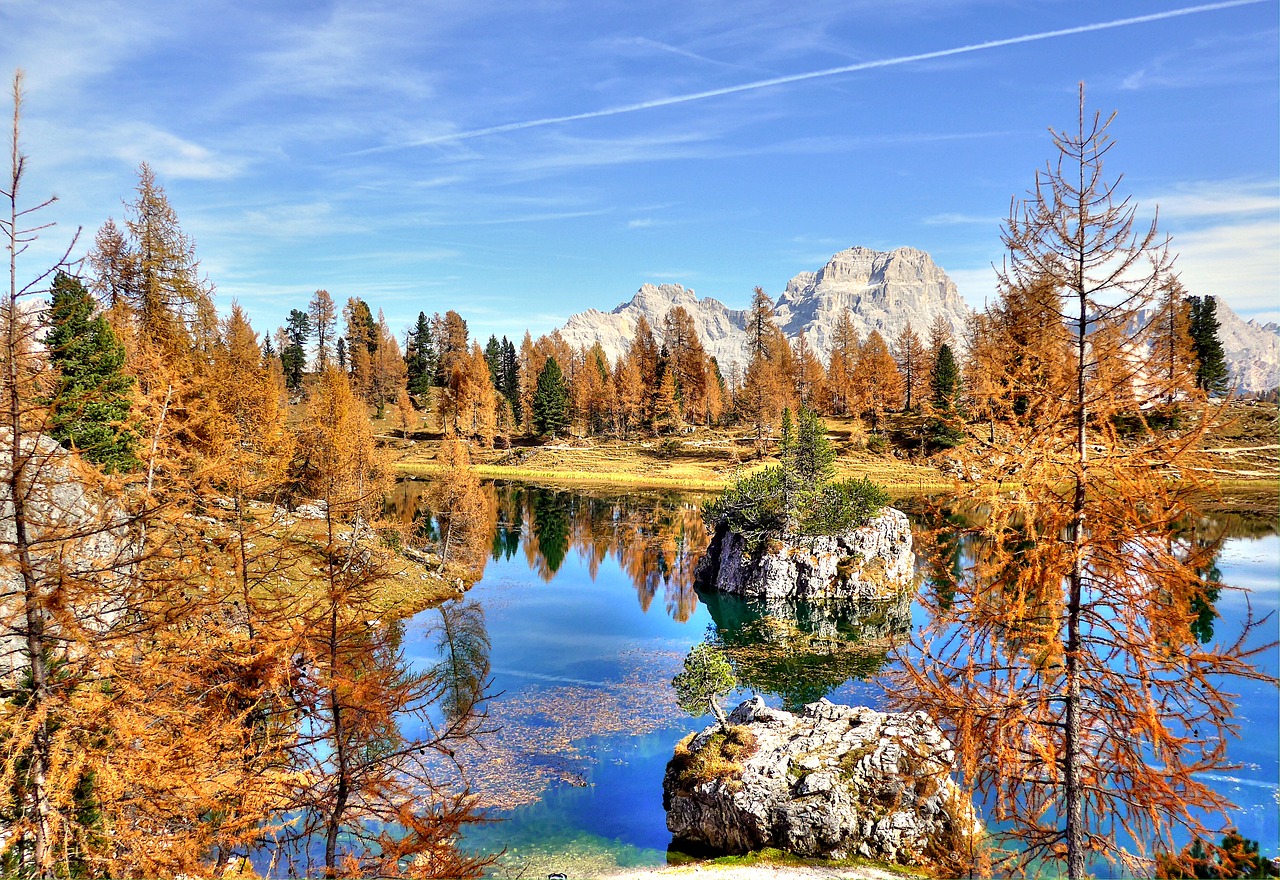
[422,599,491,729]
[387,481,1275,868]
[392,481,711,622]
[898,492,1278,652]
[890,490,1278,873]
[700,589,908,711]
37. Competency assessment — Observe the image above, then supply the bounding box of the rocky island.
[695,506,913,602]
[664,697,979,869]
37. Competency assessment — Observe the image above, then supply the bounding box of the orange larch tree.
[855,329,903,431]
[824,310,861,417]
[892,87,1276,879]
[892,321,928,412]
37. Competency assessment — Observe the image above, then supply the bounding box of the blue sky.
[4,0,1277,345]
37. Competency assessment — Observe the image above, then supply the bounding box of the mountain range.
[557,246,1279,394]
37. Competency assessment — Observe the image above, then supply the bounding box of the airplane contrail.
[361,0,1263,153]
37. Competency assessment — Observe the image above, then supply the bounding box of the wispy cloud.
[923,212,998,226]
[603,36,763,73]
[107,124,249,180]
[1170,220,1280,316]
[1143,179,1280,219]
[421,208,615,227]
[1120,29,1277,91]
[945,267,1002,310]
[361,0,1265,152]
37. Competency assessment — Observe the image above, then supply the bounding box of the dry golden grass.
[393,424,954,492]
[359,397,1279,492]
[187,499,463,619]
[1197,399,1280,481]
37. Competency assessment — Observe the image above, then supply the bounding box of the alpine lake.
[384,481,1280,877]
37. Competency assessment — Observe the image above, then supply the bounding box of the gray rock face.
[1215,299,1279,394]
[695,508,914,602]
[558,247,973,377]
[559,283,749,376]
[0,431,133,677]
[664,697,979,865]
[773,246,970,361]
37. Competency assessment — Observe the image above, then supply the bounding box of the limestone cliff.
[558,247,972,377]
[0,430,133,677]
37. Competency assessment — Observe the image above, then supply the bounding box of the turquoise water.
[396,485,1279,870]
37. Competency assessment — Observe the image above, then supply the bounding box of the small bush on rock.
[669,726,760,791]
[703,406,889,552]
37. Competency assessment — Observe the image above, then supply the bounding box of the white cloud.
[1168,219,1280,318]
[1144,179,1280,219]
[110,124,248,180]
[922,212,997,226]
[945,266,1000,310]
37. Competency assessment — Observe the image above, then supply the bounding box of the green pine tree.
[404,312,436,394]
[792,405,835,484]
[1187,295,1230,396]
[532,356,570,438]
[500,337,521,422]
[42,272,139,472]
[484,335,502,388]
[931,343,960,410]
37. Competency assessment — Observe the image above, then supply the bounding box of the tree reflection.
[700,589,908,711]
[424,599,492,730]
[406,482,710,620]
[528,487,572,577]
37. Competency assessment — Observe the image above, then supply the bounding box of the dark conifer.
[42,272,139,472]
[404,311,437,395]
[500,337,521,421]
[484,334,502,387]
[531,356,570,438]
[281,308,310,390]
[931,344,960,410]
[1188,295,1230,396]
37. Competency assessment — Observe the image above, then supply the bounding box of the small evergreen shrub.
[797,477,890,536]
[703,406,890,552]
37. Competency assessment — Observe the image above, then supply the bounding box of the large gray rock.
[664,697,979,866]
[0,430,133,677]
[695,508,913,601]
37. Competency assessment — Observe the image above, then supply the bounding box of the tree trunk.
[709,698,729,733]
[6,80,53,878]
[1063,154,1090,880]
[323,599,348,877]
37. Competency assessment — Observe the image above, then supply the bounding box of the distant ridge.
[558,246,973,377]
[557,246,1279,394]
[1215,299,1279,394]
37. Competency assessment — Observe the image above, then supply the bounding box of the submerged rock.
[695,508,914,601]
[663,697,979,868]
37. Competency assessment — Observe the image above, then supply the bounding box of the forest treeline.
[246,242,1233,455]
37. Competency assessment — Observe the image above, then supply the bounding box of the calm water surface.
[391,483,1279,871]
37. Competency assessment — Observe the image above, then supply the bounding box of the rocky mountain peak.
[557,246,1277,394]
[559,246,973,375]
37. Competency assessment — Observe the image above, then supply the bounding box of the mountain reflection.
[391,480,711,621]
